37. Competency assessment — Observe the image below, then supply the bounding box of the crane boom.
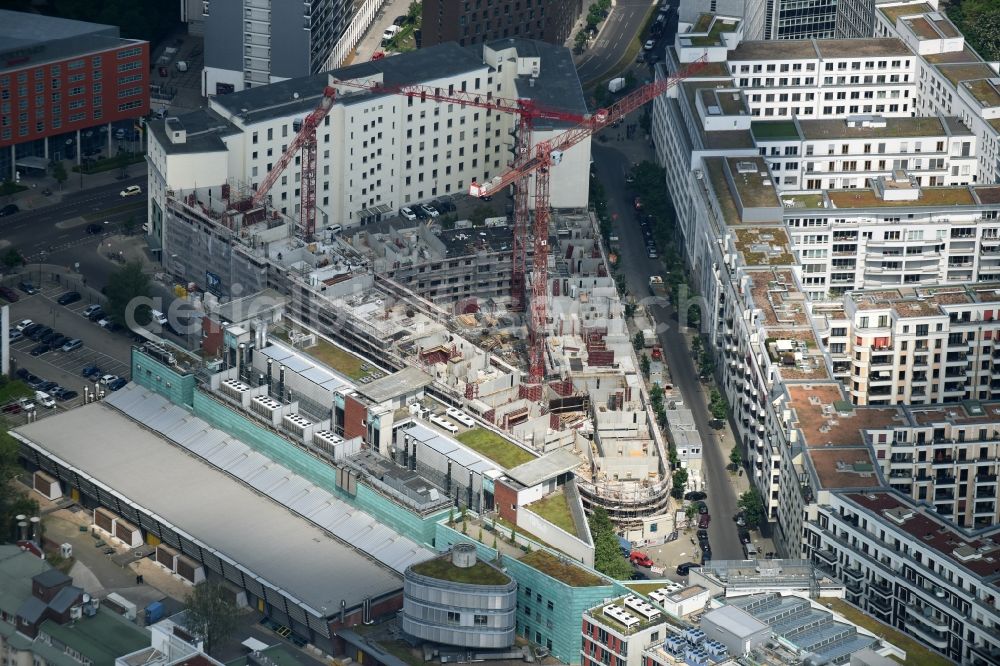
[470,57,708,198]
[332,78,586,125]
[250,85,337,238]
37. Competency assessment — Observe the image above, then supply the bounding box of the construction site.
[147,44,706,540]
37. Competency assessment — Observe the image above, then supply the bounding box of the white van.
[150,309,168,326]
[35,391,56,409]
[382,25,401,42]
[744,543,758,559]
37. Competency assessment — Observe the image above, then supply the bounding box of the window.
[117,46,142,59]
[447,611,460,623]
[474,615,487,625]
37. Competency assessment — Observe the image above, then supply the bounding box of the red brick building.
[0,10,149,180]
[421,0,582,48]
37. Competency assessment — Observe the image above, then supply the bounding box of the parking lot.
[3,278,133,422]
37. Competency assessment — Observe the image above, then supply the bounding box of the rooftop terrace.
[733,226,795,267]
[963,78,1000,109]
[806,447,881,490]
[786,383,902,447]
[687,16,741,46]
[748,269,808,327]
[827,186,976,208]
[877,2,934,24]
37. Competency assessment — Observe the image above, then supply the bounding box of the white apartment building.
[146,40,589,256]
[874,1,1000,181]
[752,113,975,191]
[724,38,918,119]
[804,490,1000,664]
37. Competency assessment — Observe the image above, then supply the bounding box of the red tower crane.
[332,57,705,382]
[470,57,707,382]
[248,85,337,239]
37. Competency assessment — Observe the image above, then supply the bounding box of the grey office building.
[202,0,341,95]
[682,0,837,39]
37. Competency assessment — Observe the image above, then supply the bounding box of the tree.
[729,444,742,471]
[1,248,22,270]
[105,261,151,327]
[406,0,421,23]
[948,0,1000,61]
[51,161,67,189]
[684,502,698,527]
[632,330,645,350]
[623,301,636,319]
[588,507,633,580]
[640,353,650,377]
[184,582,239,656]
[709,389,729,422]
[671,468,688,499]
[738,488,765,530]
[0,423,33,543]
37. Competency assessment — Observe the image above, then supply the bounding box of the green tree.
[709,389,729,421]
[738,488,766,530]
[1,248,23,270]
[588,507,633,580]
[947,0,1000,61]
[632,330,645,350]
[729,444,742,471]
[640,353,650,377]
[105,261,151,327]
[0,423,36,543]
[671,468,688,499]
[623,301,636,319]
[406,0,421,23]
[51,161,67,189]
[684,502,698,527]
[184,582,239,656]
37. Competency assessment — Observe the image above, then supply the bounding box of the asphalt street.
[593,142,744,561]
[1,176,145,257]
[576,0,677,86]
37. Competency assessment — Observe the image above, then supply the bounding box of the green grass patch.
[626,582,669,595]
[83,200,145,223]
[411,556,511,585]
[274,330,375,381]
[520,550,604,587]
[0,181,28,196]
[72,153,146,175]
[824,599,954,666]
[751,120,800,140]
[456,428,534,468]
[0,378,33,404]
[527,490,576,535]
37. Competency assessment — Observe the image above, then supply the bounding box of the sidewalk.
[5,160,147,213]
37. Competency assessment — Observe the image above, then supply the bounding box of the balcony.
[845,578,863,594]
[814,547,838,565]
[905,603,950,632]
[906,616,951,649]
[870,582,893,599]
[934,489,955,501]
[868,595,892,614]
[945,352,968,363]
[935,474,957,486]
[932,455,955,466]
[843,566,865,581]
[976,474,998,484]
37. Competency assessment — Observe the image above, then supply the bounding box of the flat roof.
[258,340,357,394]
[703,605,769,637]
[490,38,589,128]
[786,383,902,447]
[14,396,408,616]
[730,40,817,61]
[505,448,582,487]
[814,38,911,58]
[827,186,976,208]
[806,448,882,490]
[148,108,239,156]
[359,366,432,404]
[878,2,934,24]
[0,10,144,72]
[797,116,964,139]
[40,608,149,665]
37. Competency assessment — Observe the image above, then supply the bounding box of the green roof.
[751,120,800,141]
[519,550,604,587]
[455,428,535,469]
[0,547,49,617]
[40,608,149,664]
[410,556,511,585]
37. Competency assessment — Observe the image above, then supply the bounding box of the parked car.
[82,304,102,318]
[739,530,751,545]
[36,381,57,392]
[675,562,700,576]
[81,364,101,378]
[61,339,83,352]
[22,324,41,338]
[419,203,440,218]
[29,344,50,356]
[40,330,60,344]
[26,376,44,389]
[57,390,78,401]
[119,185,141,197]
[434,199,457,213]
[696,501,709,514]
[15,319,33,332]
[35,391,56,409]
[399,206,417,221]
[17,397,35,412]
[734,513,746,527]
[57,291,81,305]
[643,39,655,50]
[393,14,406,25]
[698,513,711,529]
[108,377,128,391]
[28,326,51,341]
[684,491,707,501]
[17,281,36,294]
[48,335,69,348]
[0,204,19,217]
[100,374,119,386]
[15,368,29,380]
[1,403,22,414]
[8,329,22,341]
[86,308,106,322]
[85,223,103,234]
[629,551,654,567]
[696,529,709,542]
[0,286,19,302]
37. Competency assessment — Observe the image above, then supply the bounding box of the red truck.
[629,551,654,567]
